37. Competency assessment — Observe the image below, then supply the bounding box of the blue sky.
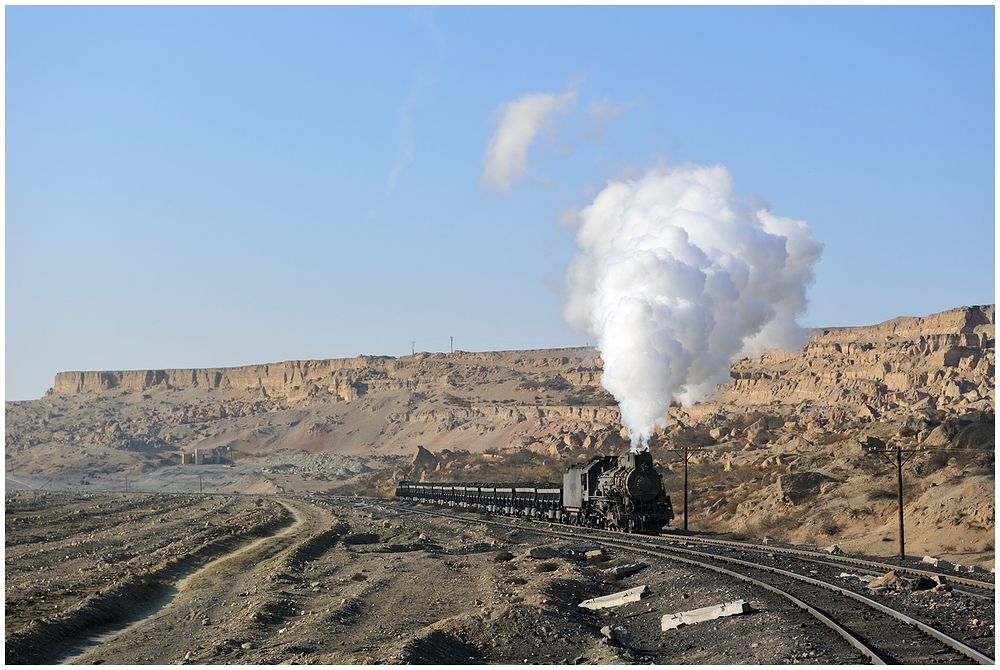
[6,6,995,401]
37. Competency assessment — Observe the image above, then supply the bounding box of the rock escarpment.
[50,305,993,421]
[706,304,993,432]
[51,350,603,403]
[26,305,993,469]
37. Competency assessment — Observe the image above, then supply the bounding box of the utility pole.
[411,341,415,356]
[663,441,709,531]
[862,438,920,560]
[451,336,454,353]
[683,443,689,531]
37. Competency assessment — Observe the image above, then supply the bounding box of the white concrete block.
[579,585,649,610]
[661,599,752,631]
[921,555,954,571]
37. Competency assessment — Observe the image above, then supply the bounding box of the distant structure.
[182,446,229,465]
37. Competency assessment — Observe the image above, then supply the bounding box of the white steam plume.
[481,84,577,192]
[564,164,822,453]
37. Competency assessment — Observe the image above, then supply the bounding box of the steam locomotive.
[395,451,674,534]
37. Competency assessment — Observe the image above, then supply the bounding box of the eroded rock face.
[720,305,994,420]
[43,305,994,437]
[922,415,996,449]
[10,306,995,484]
[779,472,837,505]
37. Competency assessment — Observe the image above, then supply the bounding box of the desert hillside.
[6,305,994,568]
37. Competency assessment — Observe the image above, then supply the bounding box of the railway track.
[367,497,994,665]
[649,532,995,597]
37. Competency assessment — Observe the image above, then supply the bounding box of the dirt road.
[64,498,342,664]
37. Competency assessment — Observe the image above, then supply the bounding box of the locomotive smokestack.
[564,164,822,453]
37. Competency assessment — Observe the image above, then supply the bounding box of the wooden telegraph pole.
[663,442,709,531]
[862,438,920,560]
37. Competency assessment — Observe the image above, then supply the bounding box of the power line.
[406,335,594,356]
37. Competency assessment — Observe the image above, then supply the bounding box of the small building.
[183,447,227,465]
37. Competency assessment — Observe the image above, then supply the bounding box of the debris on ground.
[528,546,559,559]
[601,562,649,578]
[578,585,649,610]
[561,544,605,560]
[600,625,632,648]
[661,599,752,631]
[866,571,902,592]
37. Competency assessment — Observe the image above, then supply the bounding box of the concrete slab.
[601,562,649,577]
[661,599,752,631]
[578,585,649,610]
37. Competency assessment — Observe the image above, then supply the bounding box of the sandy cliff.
[720,304,994,416]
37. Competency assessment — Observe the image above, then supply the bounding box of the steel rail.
[533,520,995,664]
[379,499,994,665]
[334,495,994,593]
[586,535,885,664]
[592,533,995,666]
[655,533,995,593]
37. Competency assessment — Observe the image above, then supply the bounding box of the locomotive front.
[597,451,674,532]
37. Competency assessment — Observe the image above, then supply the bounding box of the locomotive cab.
[563,456,616,504]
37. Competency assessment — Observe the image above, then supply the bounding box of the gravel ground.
[5,492,885,664]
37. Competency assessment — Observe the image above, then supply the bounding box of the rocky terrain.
[5,305,995,569]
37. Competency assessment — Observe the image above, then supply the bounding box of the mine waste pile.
[6,305,994,564]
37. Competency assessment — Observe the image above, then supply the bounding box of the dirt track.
[5,490,887,664]
[63,497,344,664]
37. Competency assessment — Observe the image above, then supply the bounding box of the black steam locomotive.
[395,451,674,534]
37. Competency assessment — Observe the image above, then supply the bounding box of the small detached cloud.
[480,83,578,192]
[480,80,635,193]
